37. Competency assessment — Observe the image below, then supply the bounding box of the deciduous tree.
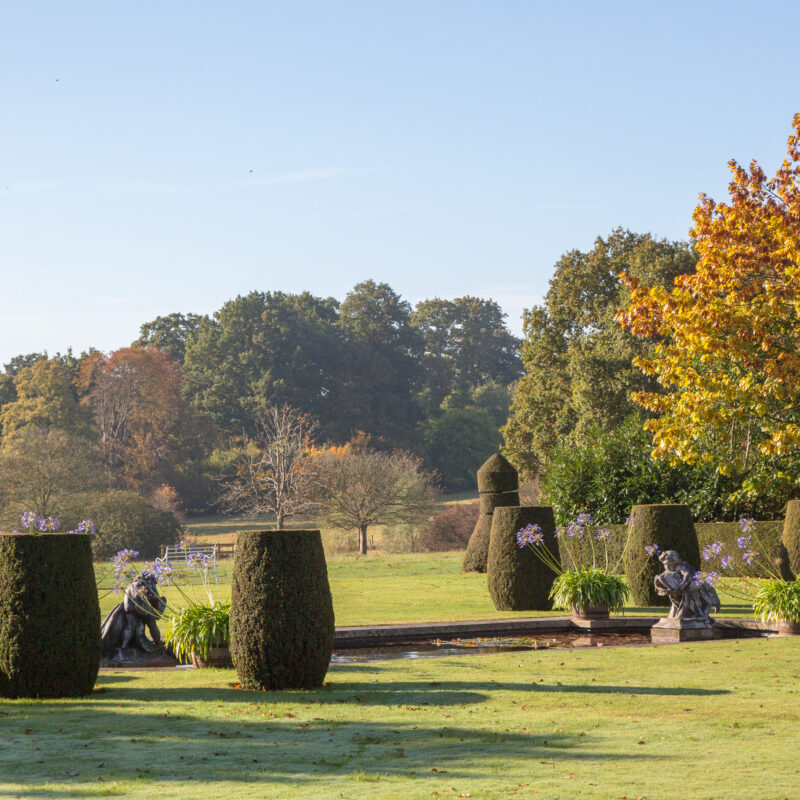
[618,114,800,500]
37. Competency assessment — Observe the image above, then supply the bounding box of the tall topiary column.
[463,453,519,573]
[230,530,334,690]
[782,499,800,577]
[487,506,559,611]
[624,504,701,607]
[0,533,101,698]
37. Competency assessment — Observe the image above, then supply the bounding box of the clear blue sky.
[2,1,799,364]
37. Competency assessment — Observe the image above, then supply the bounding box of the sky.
[2,0,800,365]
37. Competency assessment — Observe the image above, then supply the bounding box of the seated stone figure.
[654,549,720,626]
[101,572,167,658]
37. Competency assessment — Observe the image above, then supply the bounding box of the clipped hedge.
[463,515,492,573]
[476,453,518,493]
[624,504,700,607]
[783,500,800,577]
[230,530,334,690]
[0,533,101,698]
[487,506,560,611]
[57,490,181,560]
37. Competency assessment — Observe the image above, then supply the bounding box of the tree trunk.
[276,512,284,530]
[358,525,368,555]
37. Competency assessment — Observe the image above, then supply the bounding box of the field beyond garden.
[1,636,798,799]
[96,551,756,624]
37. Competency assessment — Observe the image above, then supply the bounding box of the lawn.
[98,552,756,625]
[1,636,798,799]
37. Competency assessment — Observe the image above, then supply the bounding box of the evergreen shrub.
[230,530,334,690]
[624,504,700,606]
[487,506,560,611]
[782,500,800,577]
[462,514,492,573]
[58,490,181,560]
[0,533,101,698]
[476,453,518,493]
[479,491,519,515]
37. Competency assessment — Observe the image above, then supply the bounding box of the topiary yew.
[487,506,560,611]
[624,504,701,607]
[230,530,334,690]
[782,500,800,577]
[0,533,101,698]
[476,453,518,493]
[463,515,493,573]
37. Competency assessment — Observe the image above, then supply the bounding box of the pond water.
[331,632,656,663]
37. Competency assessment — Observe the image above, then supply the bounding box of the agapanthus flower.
[743,550,758,566]
[737,535,752,549]
[516,524,544,548]
[595,528,613,541]
[702,541,724,562]
[645,543,660,557]
[146,559,173,584]
[694,571,719,587]
[721,555,733,570]
[76,520,97,535]
[738,518,756,535]
[21,511,42,530]
[38,516,60,532]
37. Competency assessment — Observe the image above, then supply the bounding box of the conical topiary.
[464,453,520,573]
[782,499,800,577]
[487,506,560,611]
[0,533,101,698]
[230,530,334,690]
[624,504,701,607]
[477,453,518,493]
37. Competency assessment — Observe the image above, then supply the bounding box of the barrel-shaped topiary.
[0,533,101,698]
[463,514,493,573]
[487,506,560,611]
[479,491,520,515]
[782,499,800,577]
[230,530,335,690]
[624,504,701,606]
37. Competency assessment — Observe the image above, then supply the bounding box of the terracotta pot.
[777,620,800,636]
[191,646,233,668]
[571,604,610,621]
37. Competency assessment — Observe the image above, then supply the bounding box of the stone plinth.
[651,618,714,644]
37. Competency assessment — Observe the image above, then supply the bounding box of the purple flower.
[21,511,42,530]
[516,524,544,548]
[595,528,613,541]
[721,555,733,570]
[743,550,758,565]
[702,541,724,562]
[76,520,97,535]
[576,513,593,527]
[38,517,61,532]
[739,518,756,535]
[645,543,660,557]
[737,535,752,550]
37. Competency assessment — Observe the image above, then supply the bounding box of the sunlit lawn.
[2,636,798,799]
[98,551,756,626]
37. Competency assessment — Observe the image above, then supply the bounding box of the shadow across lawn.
[0,704,664,799]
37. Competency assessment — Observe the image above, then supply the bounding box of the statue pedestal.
[101,647,178,669]
[651,618,714,644]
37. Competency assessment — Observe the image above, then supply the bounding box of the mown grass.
[1,636,798,799]
[98,552,757,625]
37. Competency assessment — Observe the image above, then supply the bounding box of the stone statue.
[651,550,720,642]
[101,572,168,660]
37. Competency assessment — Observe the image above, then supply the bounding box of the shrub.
[782,500,800,576]
[230,530,334,690]
[420,502,480,552]
[462,514,492,573]
[57,490,181,560]
[477,453,518,493]
[487,506,559,611]
[753,579,800,624]
[549,568,630,613]
[0,533,101,698]
[540,414,766,525]
[624,504,700,606]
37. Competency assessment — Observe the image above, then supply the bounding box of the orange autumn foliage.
[617,114,800,487]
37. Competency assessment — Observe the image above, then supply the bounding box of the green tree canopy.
[502,229,697,477]
[133,312,207,363]
[411,297,521,415]
[337,280,423,447]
